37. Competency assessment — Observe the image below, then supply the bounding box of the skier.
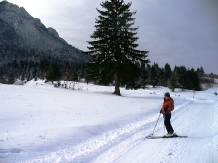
[160,92,175,137]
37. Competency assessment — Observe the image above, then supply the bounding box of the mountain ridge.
[0,1,89,65]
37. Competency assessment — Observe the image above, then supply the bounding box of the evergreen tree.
[197,66,204,77]
[177,66,188,90]
[86,0,149,95]
[187,68,201,91]
[146,64,151,76]
[168,74,177,92]
[158,68,165,86]
[150,65,158,87]
[164,63,171,79]
[46,63,61,83]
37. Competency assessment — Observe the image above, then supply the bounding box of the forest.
[0,54,216,92]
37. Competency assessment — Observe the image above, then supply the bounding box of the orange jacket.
[161,97,174,114]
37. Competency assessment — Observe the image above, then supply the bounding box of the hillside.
[0,80,218,162]
[0,1,89,65]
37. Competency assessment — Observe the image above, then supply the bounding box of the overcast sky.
[7,0,218,74]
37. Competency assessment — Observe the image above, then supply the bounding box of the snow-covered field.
[1,80,218,163]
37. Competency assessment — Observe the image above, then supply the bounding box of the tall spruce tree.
[164,63,171,79]
[86,0,149,95]
[187,68,201,91]
[177,66,188,90]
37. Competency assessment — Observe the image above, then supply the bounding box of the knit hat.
[164,92,170,97]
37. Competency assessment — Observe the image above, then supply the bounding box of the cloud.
[6,0,218,74]
[130,0,218,73]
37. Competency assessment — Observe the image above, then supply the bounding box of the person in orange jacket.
[160,92,174,136]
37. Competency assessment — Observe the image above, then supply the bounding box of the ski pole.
[164,114,166,135]
[151,113,161,135]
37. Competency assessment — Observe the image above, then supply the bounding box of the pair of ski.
[147,134,187,139]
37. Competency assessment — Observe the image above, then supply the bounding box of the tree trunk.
[114,71,121,96]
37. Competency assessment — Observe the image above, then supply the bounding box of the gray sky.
[8,0,218,74]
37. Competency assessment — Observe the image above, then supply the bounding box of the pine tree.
[168,74,177,92]
[164,63,171,80]
[86,0,149,95]
[158,68,165,86]
[177,66,188,90]
[197,66,204,77]
[150,64,158,87]
[187,68,201,91]
[46,63,61,83]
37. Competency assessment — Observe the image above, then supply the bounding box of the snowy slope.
[0,80,218,163]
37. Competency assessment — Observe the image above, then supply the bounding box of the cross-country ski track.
[26,98,217,163]
[111,99,218,163]
[0,80,218,163]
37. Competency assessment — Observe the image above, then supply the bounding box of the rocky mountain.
[0,1,89,65]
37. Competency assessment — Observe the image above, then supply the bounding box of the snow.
[1,80,218,163]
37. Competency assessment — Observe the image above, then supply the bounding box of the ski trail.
[92,100,193,163]
[22,100,193,163]
[22,113,163,163]
[111,98,218,163]
[92,101,193,163]
[22,98,218,163]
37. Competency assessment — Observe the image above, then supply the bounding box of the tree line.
[0,54,206,92]
[0,56,84,84]
[144,63,203,91]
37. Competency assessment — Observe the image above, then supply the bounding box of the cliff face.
[0,1,89,65]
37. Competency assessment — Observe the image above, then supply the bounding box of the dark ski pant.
[164,114,174,133]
